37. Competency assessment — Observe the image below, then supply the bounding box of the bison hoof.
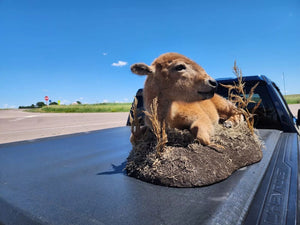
[223,120,233,128]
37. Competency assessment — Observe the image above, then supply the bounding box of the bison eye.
[174,64,186,71]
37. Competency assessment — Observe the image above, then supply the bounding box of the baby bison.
[131,53,241,145]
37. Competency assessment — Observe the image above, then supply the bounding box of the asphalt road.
[0,110,129,144]
[0,104,299,144]
[289,104,300,117]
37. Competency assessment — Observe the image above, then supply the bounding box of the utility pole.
[282,72,287,96]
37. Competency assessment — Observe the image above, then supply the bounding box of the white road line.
[0,121,125,135]
[9,115,40,122]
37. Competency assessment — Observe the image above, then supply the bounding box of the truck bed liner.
[0,127,297,225]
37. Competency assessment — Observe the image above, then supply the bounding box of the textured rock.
[126,122,263,187]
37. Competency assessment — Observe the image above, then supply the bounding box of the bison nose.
[207,79,218,89]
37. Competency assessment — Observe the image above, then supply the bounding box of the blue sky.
[0,0,299,108]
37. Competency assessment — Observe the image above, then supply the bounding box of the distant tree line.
[19,101,58,109]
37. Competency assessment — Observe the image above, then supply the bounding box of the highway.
[0,104,299,144]
[0,110,128,144]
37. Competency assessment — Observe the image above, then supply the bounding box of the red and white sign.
[45,96,49,101]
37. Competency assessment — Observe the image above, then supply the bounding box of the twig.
[144,97,168,155]
[221,61,261,134]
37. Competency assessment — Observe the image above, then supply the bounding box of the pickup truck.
[0,75,299,225]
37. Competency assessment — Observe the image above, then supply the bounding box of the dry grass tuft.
[130,97,141,137]
[144,97,168,155]
[221,61,262,134]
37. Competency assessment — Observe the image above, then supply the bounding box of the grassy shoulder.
[284,94,300,104]
[27,103,132,113]
[23,94,300,113]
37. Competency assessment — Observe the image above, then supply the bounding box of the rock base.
[126,123,263,187]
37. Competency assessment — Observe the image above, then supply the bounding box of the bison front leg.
[170,101,216,145]
[211,94,243,127]
[190,119,214,146]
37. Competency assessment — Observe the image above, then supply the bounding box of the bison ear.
[131,63,154,76]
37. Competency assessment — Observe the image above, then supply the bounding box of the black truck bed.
[0,127,298,225]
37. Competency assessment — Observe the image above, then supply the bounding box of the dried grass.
[144,97,168,155]
[221,61,262,134]
[129,97,141,136]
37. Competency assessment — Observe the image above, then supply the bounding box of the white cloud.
[112,61,128,67]
[102,99,108,103]
[102,52,108,56]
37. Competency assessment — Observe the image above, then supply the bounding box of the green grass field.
[27,103,132,113]
[284,94,300,104]
[24,94,300,113]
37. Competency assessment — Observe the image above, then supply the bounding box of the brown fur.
[131,53,240,145]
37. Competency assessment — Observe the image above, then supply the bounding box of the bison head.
[131,53,217,102]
